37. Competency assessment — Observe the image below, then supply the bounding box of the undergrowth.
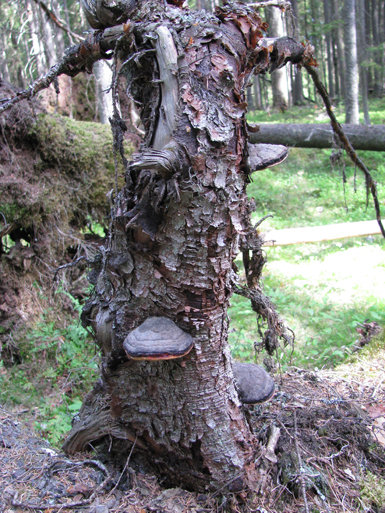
[0,288,98,446]
[229,98,385,369]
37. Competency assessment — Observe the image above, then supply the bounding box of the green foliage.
[0,289,98,447]
[360,472,385,511]
[248,98,385,125]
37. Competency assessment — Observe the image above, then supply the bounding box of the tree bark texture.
[56,1,307,491]
[248,123,385,151]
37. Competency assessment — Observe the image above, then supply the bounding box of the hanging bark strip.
[304,63,385,239]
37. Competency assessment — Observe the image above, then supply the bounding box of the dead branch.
[304,62,385,239]
[53,256,86,282]
[294,410,310,513]
[264,425,281,463]
[0,23,132,114]
[32,0,83,43]
[249,1,292,9]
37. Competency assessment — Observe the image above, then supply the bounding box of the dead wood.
[304,63,385,238]
[248,122,385,151]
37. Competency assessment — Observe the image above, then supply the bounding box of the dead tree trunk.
[248,123,385,151]
[28,0,307,491]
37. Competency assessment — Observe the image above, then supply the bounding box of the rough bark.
[247,123,385,151]
[42,2,307,492]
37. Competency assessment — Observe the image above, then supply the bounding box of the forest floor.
[1,340,384,513]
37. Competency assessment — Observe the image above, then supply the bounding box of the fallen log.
[248,123,385,151]
[263,219,383,246]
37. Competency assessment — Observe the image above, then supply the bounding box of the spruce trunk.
[61,1,305,491]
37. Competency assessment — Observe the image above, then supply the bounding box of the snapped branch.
[304,62,385,239]
[0,23,133,114]
[32,0,83,43]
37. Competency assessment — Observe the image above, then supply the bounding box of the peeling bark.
[44,1,308,491]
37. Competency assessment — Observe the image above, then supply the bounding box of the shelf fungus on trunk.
[233,362,275,404]
[247,143,288,172]
[123,317,194,360]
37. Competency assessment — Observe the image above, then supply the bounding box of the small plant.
[0,288,98,446]
[360,472,385,511]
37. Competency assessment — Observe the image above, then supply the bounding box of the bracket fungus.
[123,316,194,360]
[233,362,275,404]
[247,143,288,172]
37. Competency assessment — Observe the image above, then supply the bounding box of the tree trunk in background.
[332,0,346,103]
[291,0,304,105]
[27,0,46,77]
[0,30,11,83]
[378,0,385,95]
[356,0,371,124]
[370,0,381,96]
[343,0,359,124]
[253,76,263,110]
[93,60,113,124]
[310,0,323,100]
[267,6,290,110]
[323,0,335,100]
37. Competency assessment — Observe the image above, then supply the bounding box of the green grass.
[247,97,385,125]
[229,98,385,369]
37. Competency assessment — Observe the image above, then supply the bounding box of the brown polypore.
[123,316,194,360]
[233,362,275,404]
[247,143,288,171]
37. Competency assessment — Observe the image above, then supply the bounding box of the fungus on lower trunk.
[233,362,275,404]
[123,316,194,360]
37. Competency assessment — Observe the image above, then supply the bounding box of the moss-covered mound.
[0,80,131,363]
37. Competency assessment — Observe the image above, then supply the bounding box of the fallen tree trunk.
[263,219,384,246]
[248,123,385,151]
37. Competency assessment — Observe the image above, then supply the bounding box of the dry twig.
[293,410,310,513]
[305,63,385,238]
[10,459,111,511]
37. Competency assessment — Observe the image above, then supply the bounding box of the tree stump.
[62,0,305,491]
